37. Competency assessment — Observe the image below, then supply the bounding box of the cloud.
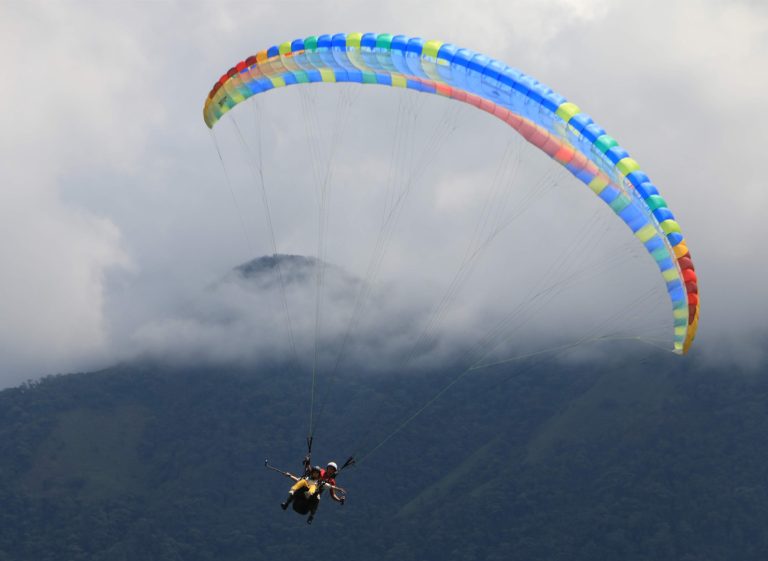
[0,1,150,383]
[128,255,442,371]
[1,0,766,385]
[538,0,768,364]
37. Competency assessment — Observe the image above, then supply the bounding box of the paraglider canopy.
[203,32,699,355]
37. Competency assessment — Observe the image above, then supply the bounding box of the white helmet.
[326,461,338,470]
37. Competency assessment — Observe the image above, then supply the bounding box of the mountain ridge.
[0,355,766,560]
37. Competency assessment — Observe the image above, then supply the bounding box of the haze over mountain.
[128,253,553,375]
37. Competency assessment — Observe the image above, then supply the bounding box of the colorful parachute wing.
[203,32,699,354]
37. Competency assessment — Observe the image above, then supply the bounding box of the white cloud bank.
[1,0,766,384]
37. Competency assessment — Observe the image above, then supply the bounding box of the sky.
[1,0,766,386]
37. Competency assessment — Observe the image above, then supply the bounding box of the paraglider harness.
[266,437,354,518]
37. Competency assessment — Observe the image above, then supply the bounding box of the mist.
[1,0,766,385]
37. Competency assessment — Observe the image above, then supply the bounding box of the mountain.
[224,254,360,292]
[0,352,767,561]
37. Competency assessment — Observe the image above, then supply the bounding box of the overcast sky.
[1,0,766,386]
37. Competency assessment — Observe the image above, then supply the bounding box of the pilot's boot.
[281,493,294,510]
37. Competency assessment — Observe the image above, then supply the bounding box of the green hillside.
[0,352,767,560]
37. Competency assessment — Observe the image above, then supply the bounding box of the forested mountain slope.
[0,353,766,561]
